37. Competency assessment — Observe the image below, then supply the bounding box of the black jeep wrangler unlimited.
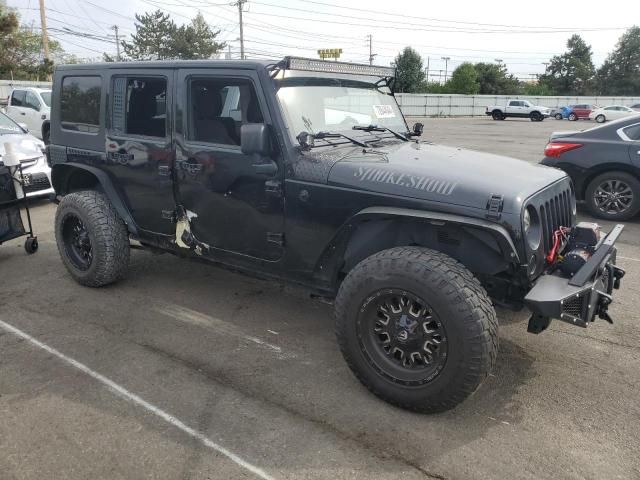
[47,57,625,412]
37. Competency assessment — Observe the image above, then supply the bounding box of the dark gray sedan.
[540,115,640,220]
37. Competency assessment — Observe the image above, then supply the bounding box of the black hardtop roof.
[55,58,278,72]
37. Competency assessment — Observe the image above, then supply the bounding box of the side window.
[187,77,264,146]
[60,76,101,133]
[508,101,518,107]
[10,90,26,106]
[623,124,640,141]
[24,91,41,110]
[111,76,167,138]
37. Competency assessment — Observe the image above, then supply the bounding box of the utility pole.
[38,0,50,61]
[236,0,246,60]
[367,34,376,65]
[112,25,121,61]
[425,56,430,83]
[441,56,450,83]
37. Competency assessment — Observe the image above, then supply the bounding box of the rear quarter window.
[60,76,102,134]
[622,124,640,141]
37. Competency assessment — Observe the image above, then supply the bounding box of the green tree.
[172,12,225,59]
[122,10,177,60]
[392,47,425,93]
[122,10,225,61]
[445,62,480,94]
[0,5,61,79]
[595,26,640,95]
[538,34,595,95]
[473,62,520,95]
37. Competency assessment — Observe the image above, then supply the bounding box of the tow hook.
[596,291,614,324]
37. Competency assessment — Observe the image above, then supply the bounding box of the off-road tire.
[55,190,130,287]
[568,113,578,121]
[335,247,498,413]
[491,110,504,120]
[585,171,640,221]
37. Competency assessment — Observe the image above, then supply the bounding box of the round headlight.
[524,206,541,250]
[523,208,531,233]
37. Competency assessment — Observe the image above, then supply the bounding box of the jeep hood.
[326,141,567,214]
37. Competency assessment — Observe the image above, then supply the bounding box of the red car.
[567,104,597,121]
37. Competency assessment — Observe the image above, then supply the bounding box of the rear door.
[506,100,521,115]
[174,68,284,261]
[105,70,176,235]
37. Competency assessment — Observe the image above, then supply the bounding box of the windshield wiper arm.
[352,124,409,141]
[297,130,368,148]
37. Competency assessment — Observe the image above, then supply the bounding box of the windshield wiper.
[297,130,368,149]
[352,124,409,141]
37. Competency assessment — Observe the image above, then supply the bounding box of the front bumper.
[524,224,625,332]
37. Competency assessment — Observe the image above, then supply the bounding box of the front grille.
[23,173,51,194]
[537,186,574,253]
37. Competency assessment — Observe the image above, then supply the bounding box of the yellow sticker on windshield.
[373,104,395,118]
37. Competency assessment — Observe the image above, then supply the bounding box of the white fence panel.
[397,94,640,117]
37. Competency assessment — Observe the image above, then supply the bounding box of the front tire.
[596,114,606,123]
[335,247,498,413]
[568,113,578,121]
[530,111,542,122]
[554,113,563,120]
[585,172,640,220]
[55,191,130,287]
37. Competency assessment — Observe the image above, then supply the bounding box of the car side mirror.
[241,123,271,156]
[412,122,424,137]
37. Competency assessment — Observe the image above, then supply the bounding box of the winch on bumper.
[525,223,625,333]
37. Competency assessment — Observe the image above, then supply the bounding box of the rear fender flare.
[52,163,138,236]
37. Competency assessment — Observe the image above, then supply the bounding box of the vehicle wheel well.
[492,109,503,114]
[52,165,100,195]
[579,165,639,200]
[334,218,511,285]
[41,121,50,135]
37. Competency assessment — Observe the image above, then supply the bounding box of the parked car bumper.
[20,157,54,198]
[524,224,625,331]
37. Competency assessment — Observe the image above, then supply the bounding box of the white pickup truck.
[486,99,551,122]
[4,87,52,142]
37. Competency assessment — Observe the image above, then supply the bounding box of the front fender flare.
[314,206,521,287]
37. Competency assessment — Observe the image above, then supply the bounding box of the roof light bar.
[285,56,394,77]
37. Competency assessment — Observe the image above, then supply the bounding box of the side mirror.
[412,122,424,137]
[241,123,271,156]
[18,122,29,132]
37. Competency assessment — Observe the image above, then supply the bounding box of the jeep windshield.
[276,78,408,144]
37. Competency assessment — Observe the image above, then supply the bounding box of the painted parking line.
[618,256,640,262]
[0,319,276,480]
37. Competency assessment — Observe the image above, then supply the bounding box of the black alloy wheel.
[492,111,503,120]
[62,214,93,270]
[358,290,448,386]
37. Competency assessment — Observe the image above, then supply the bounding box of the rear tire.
[334,247,498,413]
[596,114,606,123]
[55,190,130,287]
[585,172,640,220]
[568,113,578,121]
[554,113,563,120]
[491,110,504,121]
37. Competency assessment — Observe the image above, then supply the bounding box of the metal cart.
[0,150,38,255]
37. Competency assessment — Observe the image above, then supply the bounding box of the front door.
[174,69,284,261]
[7,90,42,135]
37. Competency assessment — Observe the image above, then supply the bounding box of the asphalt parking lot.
[1,116,639,480]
